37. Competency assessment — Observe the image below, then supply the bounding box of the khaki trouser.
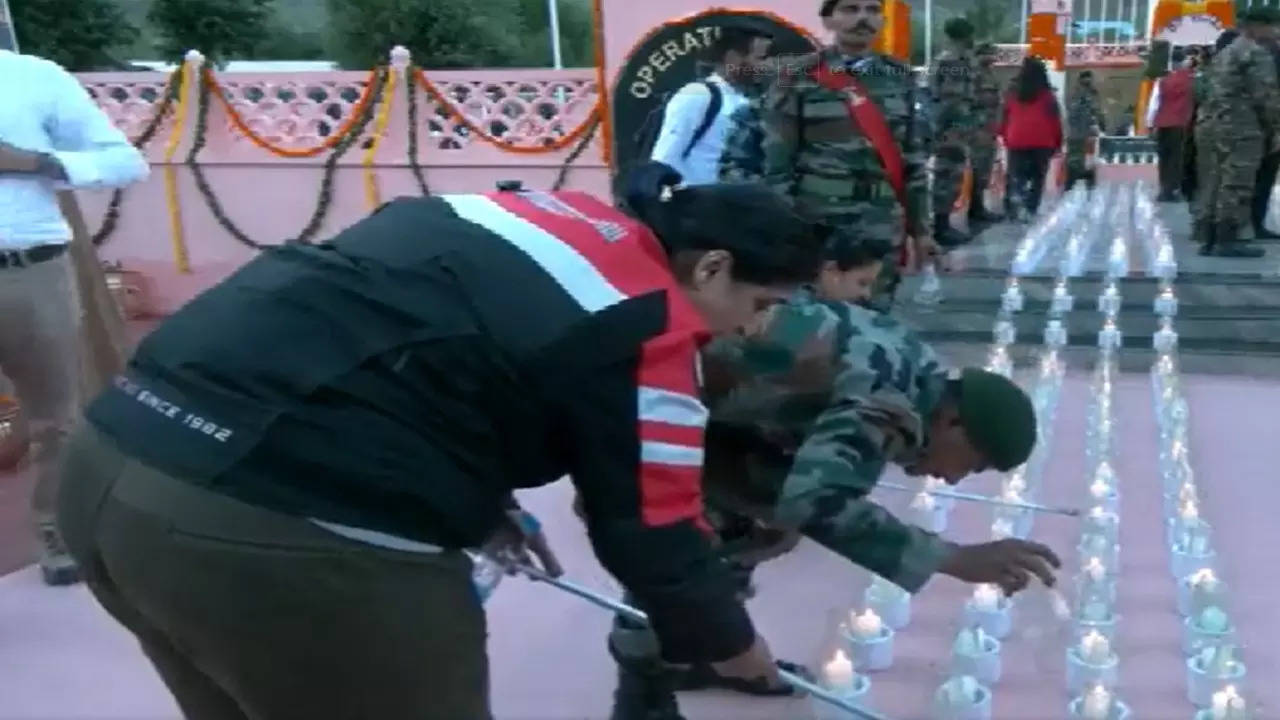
[56,425,492,720]
[0,250,80,527]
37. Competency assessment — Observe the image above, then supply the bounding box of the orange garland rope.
[413,70,600,154]
[203,67,381,158]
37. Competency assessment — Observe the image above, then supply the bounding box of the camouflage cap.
[957,368,1036,471]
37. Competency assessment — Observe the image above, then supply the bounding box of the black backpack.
[634,80,725,163]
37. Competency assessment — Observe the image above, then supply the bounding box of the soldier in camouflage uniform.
[1198,9,1280,258]
[929,18,977,244]
[1192,31,1235,244]
[700,294,1059,599]
[720,0,936,313]
[1066,71,1107,191]
[969,44,1005,226]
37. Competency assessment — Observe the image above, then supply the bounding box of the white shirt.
[1145,82,1162,131]
[0,50,149,249]
[649,73,749,186]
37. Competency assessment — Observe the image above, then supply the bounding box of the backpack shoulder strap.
[681,80,724,159]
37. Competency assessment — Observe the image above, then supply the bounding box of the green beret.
[957,368,1036,471]
[1243,5,1280,24]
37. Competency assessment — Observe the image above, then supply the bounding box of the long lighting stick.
[516,564,894,720]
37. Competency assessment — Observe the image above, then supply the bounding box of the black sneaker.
[39,525,80,586]
[1212,243,1265,258]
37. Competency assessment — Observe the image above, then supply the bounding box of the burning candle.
[1191,568,1218,593]
[1181,500,1200,523]
[991,518,1015,540]
[851,608,883,640]
[1089,478,1112,501]
[1084,557,1107,583]
[823,648,855,690]
[1005,473,1027,495]
[953,626,986,656]
[1080,630,1111,664]
[1211,686,1246,719]
[910,492,936,512]
[972,584,1002,613]
[1081,684,1112,719]
[944,675,981,705]
[1094,462,1116,488]
[1002,485,1025,504]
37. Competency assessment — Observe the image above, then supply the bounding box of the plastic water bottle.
[914,263,943,306]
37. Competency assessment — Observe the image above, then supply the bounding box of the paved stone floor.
[2,369,1279,719]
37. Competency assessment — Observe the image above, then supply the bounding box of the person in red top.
[1147,47,1196,201]
[999,57,1064,219]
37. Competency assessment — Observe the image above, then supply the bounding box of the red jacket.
[999,88,1063,150]
[1153,67,1194,129]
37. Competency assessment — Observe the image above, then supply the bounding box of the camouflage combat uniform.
[1197,34,1280,244]
[929,47,976,223]
[700,295,954,590]
[1065,85,1106,189]
[721,48,932,312]
[970,55,1003,210]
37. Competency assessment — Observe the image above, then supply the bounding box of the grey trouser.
[57,424,492,720]
[0,250,80,527]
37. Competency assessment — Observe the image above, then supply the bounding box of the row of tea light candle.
[935,261,1076,718]
[1150,304,1251,718]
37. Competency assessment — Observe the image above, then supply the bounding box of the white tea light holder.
[932,677,992,720]
[1182,613,1235,656]
[842,624,895,672]
[950,632,1002,684]
[864,582,911,630]
[1172,545,1217,581]
[963,594,1013,639]
[1186,654,1247,708]
[812,674,873,720]
[1066,647,1119,694]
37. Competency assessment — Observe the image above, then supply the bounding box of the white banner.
[1031,0,1071,14]
[0,0,16,52]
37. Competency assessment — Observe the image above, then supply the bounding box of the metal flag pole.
[548,0,564,69]
[878,481,1083,517]
[0,0,19,52]
[925,0,934,68]
[515,564,894,720]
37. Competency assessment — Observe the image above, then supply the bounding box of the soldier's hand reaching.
[938,539,1061,595]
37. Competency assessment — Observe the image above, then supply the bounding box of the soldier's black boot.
[1210,222,1265,258]
[608,616,685,720]
[934,212,968,247]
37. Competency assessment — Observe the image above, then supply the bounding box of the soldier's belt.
[796,175,891,202]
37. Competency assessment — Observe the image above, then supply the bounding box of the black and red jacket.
[87,190,754,662]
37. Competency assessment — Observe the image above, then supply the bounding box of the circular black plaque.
[609,9,818,180]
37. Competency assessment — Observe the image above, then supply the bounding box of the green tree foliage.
[514,0,596,67]
[8,0,141,69]
[147,0,274,66]
[326,0,597,69]
[325,0,526,69]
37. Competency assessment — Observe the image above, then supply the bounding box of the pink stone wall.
[77,62,610,315]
